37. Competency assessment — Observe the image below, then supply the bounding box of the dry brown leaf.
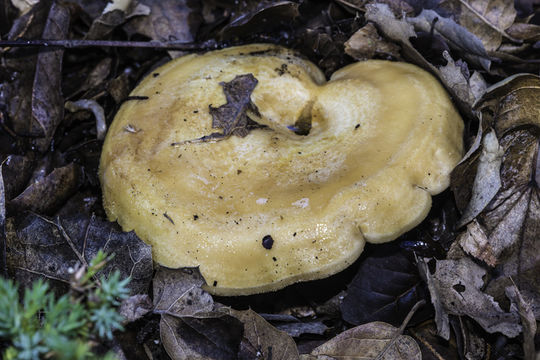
[506,285,537,360]
[160,308,299,360]
[419,257,521,340]
[344,23,401,60]
[8,163,81,215]
[4,0,69,151]
[506,23,540,42]
[438,0,518,51]
[409,9,491,70]
[123,0,200,58]
[304,321,421,360]
[153,266,214,317]
[451,76,540,321]
[86,0,150,40]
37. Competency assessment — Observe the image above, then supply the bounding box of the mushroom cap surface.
[100,44,463,295]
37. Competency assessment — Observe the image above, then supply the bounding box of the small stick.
[0,39,219,51]
[375,299,426,360]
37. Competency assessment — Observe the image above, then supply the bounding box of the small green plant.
[0,251,130,360]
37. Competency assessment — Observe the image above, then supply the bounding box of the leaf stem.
[375,299,426,360]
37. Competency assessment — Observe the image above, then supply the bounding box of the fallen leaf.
[160,310,244,360]
[86,0,150,40]
[10,0,39,14]
[173,74,265,144]
[507,23,540,43]
[8,163,81,215]
[305,321,421,360]
[505,285,537,360]
[6,212,153,295]
[123,0,201,58]
[457,130,503,227]
[437,0,518,51]
[418,257,521,340]
[1,154,35,200]
[408,320,460,360]
[451,75,540,320]
[4,0,69,151]
[156,279,298,360]
[233,309,299,359]
[219,1,300,40]
[438,51,487,111]
[153,266,214,316]
[409,9,491,70]
[120,294,152,323]
[344,23,401,60]
[74,57,112,97]
[364,3,473,118]
[341,244,427,327]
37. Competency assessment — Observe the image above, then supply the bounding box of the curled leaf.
[419,257,521,339]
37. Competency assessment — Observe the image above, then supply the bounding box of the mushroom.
[100,44,463,295]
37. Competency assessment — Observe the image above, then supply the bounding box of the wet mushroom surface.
[100,44,463,295]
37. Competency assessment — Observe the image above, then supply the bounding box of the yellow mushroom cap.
[99,44,463,295]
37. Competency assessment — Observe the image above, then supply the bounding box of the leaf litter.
[1,0,540,358]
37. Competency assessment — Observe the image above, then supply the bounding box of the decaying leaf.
[123,0,200,58]
[450,75,540,322]
[160,311,245,360]
[153,266,299,359]
[505,285,537,360]
[507,22,540,43]
[344,23,401,60]
[153,266,214,317]
[364,3,481,115]
[437,0,518,51]
[120,294,152,323]
[457,130,503,227]
[6,213,153,295]
[1,154,35,201]
[86,0,150,40]
[341,245,427,327]
[173,74,265,145]
[233,309,299,359]
[408,320,460,360]
[419,257,521,340]
[4,0,69,151]
[219,1,300,40]
[438,51,487,111]
[8,163,81,215]
[160,307,299,360]
[408,9,491,70]
[304,321,421,360]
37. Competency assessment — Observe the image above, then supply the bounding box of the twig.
[375,299,426,360]
[0,38,220,51]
